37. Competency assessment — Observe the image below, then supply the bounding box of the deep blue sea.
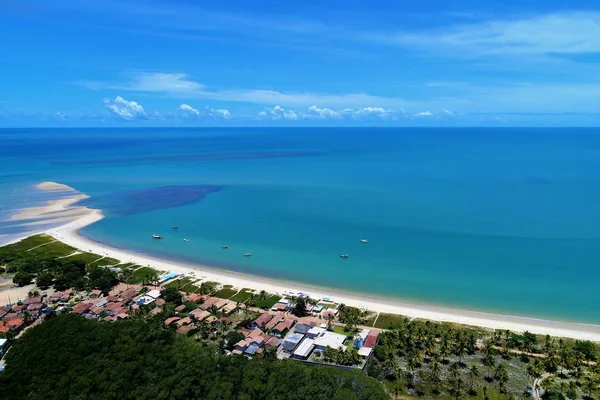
[1,128,599,323]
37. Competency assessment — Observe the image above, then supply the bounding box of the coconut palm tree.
[494,363,509,393]
[430,360,442,381]
[468,365,480,394]
[259,290,267,300]
[121,268,133,287]
[583,376,596,398]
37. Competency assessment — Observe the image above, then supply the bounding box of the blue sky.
[1,0,600,126]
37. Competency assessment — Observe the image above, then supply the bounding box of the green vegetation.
[160,286,182,304]
[230,288,254,303]
[0,314,388,400]
[372,313,409,329]
[90,256,120,266]
[367,318,600,399]
[214,285,238,299]
[253,294,281,309]
[0,235,120,293]
[164,276,193,289]
[60,252,104,266]
[322,346,362,366]
[130,266,159,284]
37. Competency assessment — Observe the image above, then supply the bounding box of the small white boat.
[152,234,163,240]
[360,239,368,243]
[244,252,252,257]
[183,238,190,242]
[172,226,178,230]
[222,245,229,249]
[340,254,349,259]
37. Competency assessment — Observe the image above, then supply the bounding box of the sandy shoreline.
[42,207,600,342]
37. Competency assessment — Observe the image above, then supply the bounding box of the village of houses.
[0,270,380,371]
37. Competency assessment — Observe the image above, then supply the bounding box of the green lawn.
[165,277,193,289]
[372,313,409,329]
[230,288,254,303]
[61,252,104,266]
[113,263,139,270]
[213,285,238,299]
[131,266,159,284]
[27,240,77,258]
[181,283,200,293]
[0,234,55,254]
[90,257,120,267]
[253,294,282,309]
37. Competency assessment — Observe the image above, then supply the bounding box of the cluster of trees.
[337,304,366,332]
[367,317,600,399]
[0,314,388,400]
[321,346,362,366]
[10,254,119,294]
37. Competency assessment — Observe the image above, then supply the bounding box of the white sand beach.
[42,204,600,342]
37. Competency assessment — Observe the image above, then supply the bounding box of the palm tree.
[481,353,495,380]
[121,268,133,287]
[494,363,509,393]
[430,360,441,381]
[326,313,334,331]
[468,365,480,394]
[259,290,266,301]
[583,376,596,398]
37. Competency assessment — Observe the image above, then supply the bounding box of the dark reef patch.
[81,185,222,216]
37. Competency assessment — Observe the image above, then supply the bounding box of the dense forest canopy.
[0,314,388,400]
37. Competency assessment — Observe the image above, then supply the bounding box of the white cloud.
[79,72,413,109]
[257,105,299,120]
[305,105,340,119]
[414,111,434,117]
[385,12,600,56]
[103,96,145,120]
[205,106,232,119]
[179,103,200,115]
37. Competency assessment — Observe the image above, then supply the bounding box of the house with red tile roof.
[205,316,217,324]
[72,302,92,315]
[189,309,210,321]
[23,297,42,306]
[186,293,202,303]
[199,297,220,310]
[264,336,281,348]
[252,312,274,329]
[89,290,102,299]
[11,305,25,313]
[177,325,194,335]
[155,298,166,306]
[107,295,120,302]
[164,316,181,326]
[175,317,192,328]
[247,328,264,339]
[273,319,295,337]
[175,304,186,312]
[264,313,285,330]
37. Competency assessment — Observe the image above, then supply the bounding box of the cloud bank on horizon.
[1,0,600,126]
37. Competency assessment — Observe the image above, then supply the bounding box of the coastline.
[44,206,600,342]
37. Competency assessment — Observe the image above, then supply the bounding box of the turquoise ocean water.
[1,128,599,323]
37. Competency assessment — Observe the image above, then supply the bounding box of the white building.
[313,331,347,351]
[292,338,315,360]
[146,289,161,299]
[307,326,326,339]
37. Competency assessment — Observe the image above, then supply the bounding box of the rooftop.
[293,338,315,358]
